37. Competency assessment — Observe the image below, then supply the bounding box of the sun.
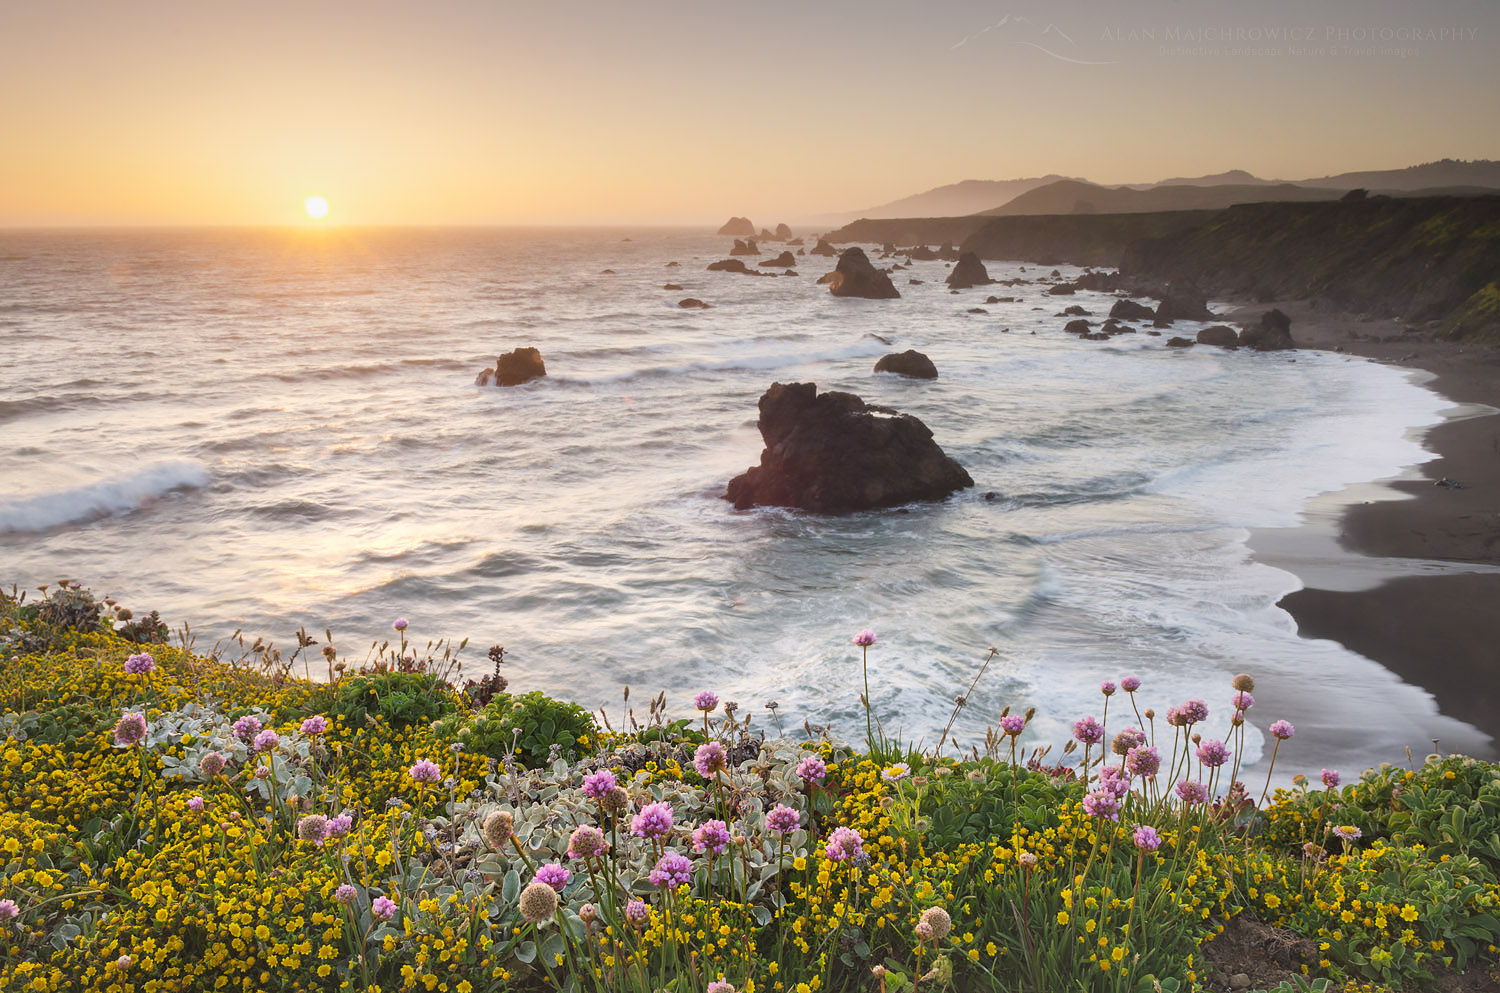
[304,195,330,221]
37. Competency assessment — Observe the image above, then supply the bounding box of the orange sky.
[3,0,1497,226]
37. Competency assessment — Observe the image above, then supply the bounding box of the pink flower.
[649,851,693,888]
[765,804,800,834]
[252,729,279,753]
[299,715,328,735]
[631,801,675,840]
[124,653,156,675]
[1231,690,1254,712]
[1121,676,1141,693]
[0,899,18,920]
[187,796,204,813]
[198,751,226,777]
[625,899,650,926]
[567,825,609,860]
[1196,739,1230,768]
[582,769,617,798]
[112,712,148,748]
[853,630,877,647]
[1270,720,1295,740]
[691,819,733,855]
[1321,769,1341,789]
[393,618,408,631]
[1081,789,1121,821]
[1126,745,1160,778]
[999,715,1026,736]
[1174,780,1211,806]
[823,826,864,862]
[1132,825,1162,852]
[694,691,719,712]
[1072,716,1104,746]
[232,715,263,743]
[795,754,827,785]
[372,895,397,920]
[408,759,441,783]
[693,742,727,778]
[534,862,571,892]
[1100,680,1117,696]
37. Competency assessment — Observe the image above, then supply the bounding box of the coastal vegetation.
[2,583,1498,993]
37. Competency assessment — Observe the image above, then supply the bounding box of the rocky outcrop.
[819,248,900,299]
[1166,337,1195,348]
[1196,326,1239,348]
[945,252,993,290]
[1109,299,1156,321]
[1153,282,1214,324]
[810,238,838,257]
[874,350,938,379]
[1061,305,1090,316]
[717,217,754,236]
[730,239,760,256]
[1064,319,1093,333]
[725,382,973,512]
[476,347,547,387]
[1046,284,1076,295]
[678,298,710,309]
[1239,309,1295,350]
[760,251,796,268]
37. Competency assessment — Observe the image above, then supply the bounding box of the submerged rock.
[1196,326,1239,348]
[1239,308,1295,350]
[678,298,710,309]
[476,347,547,386]
[1109,298,1156,321]
[874,350,938,379]
[945,252,993,290]
[725,382,973,512]
[819,247,900,299]
[717,217,754,236]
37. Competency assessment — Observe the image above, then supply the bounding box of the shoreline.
[1228,298,1500,749]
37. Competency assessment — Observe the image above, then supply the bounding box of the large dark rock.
[774,223,793,240]
[1196,325,1239,348]
[1165,337,1195,348]
[678,298,710,309]
[717,217,754,236]
[1064,319,1093,333]
[730,238,761,256]
[482,347,547,386]
[1154,282,1214,323]
[874,350,938,379]
[725,382,972,512]
[760,251,796,268]
[1109,298,1156,321]
[946,252,993,289]
[820,247,900,299]
[1239,309,1295,350]
[810,238,838,257]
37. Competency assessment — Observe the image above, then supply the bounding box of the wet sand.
[1227,299,1500,746]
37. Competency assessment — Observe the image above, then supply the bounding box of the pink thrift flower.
[853,629,877,647]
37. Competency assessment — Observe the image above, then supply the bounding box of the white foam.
[0,460,210,534]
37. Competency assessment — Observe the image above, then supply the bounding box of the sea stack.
[717,216,755,236]
[819,247,900,299]
[475,347,547,386]
[946,252,993,289]
[725,382,972,512]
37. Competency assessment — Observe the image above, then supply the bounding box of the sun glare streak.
[304,195,329,220]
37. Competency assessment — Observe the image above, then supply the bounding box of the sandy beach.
[1229,299,1500,747]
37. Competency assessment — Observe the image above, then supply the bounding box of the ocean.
[0,226,1487,777]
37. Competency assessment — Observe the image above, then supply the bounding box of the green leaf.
[501,868,520,903]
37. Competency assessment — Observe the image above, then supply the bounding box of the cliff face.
[824,216,990,247]
[959,211,1214,267]
[1120,196,1500,340]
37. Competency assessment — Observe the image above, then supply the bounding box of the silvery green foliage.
[445,738,848,915]
[0,710,39,742]
[143,703,317,804]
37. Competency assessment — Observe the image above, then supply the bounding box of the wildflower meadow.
[2,583,1498,993]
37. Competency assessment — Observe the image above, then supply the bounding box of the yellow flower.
[1056,911,1069,925]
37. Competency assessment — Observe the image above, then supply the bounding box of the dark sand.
[1226,300,1500,745]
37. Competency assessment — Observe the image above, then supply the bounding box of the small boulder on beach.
[725,382,973,512]
[1238,309,1296,350]
[874,350,938,379]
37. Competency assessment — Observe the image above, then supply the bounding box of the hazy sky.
[3,0,1497,225]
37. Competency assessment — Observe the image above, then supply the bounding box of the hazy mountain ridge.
[828,159,1500,223]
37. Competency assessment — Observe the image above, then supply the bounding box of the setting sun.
[303,195,329,220]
